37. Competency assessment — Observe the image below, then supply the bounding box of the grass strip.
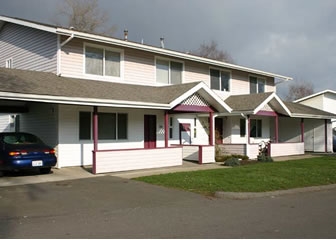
[134,157,336,195]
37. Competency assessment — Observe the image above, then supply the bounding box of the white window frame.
[155,56,184,85]
[209,68,231,92]
[5,58,13,68]
[249,75,266,93]
[83,43,124,81]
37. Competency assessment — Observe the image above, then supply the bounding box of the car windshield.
[3,133,43,145]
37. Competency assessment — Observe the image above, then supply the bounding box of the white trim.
[57,35,61,75]
[0,92,170,109]
[253,92,292,116]
[209,67,231,92]
[249,74,267,94]
[0,16,57,33]
[5,58,13,68]
[294,89,336,103]
[169,82,232,112]
[291,113,335,119]
[83,42,124,81]
[154,56,184,85]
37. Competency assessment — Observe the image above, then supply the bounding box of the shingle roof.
[284,101,336,118]
[0,67,199,105]
[224,92,273,112]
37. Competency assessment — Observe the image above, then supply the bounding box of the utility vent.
[181,93,210,107]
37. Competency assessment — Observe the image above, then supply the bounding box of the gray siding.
[0,23,57,73]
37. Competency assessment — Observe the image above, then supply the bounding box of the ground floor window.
[79,111,128,140]
[250,119,262,138]
[240,118,246,137]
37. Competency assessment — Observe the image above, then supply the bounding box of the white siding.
[270,142,304,157]
[247,144,259,159]
[0,23,57,73]
[201,145,215,163]
[57,105,166,167]
[0,114,13,132]
[95,147,182,173]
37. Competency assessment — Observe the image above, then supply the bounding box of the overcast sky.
[1,0,335,98]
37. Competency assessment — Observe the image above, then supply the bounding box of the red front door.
[144,115,157,149]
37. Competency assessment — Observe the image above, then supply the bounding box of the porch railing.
[94,146,182,174]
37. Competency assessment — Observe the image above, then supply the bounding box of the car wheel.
[40,167,51,174]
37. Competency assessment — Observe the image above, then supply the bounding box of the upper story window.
[156,58,183,85]
[210,69,230,91]
[85,45,121,78]
[5,58,13,69]
[250,76,265,94]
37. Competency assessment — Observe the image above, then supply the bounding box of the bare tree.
[193,40,235,64]
[52,0,116,36]
[285,80,314,101]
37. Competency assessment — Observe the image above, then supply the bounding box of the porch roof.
[284,101,336,119]
[223,92,291,116]
[0,68,230,112]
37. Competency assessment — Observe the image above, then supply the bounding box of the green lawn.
[134,157,336,195]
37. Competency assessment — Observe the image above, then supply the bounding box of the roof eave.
[0,92,171,110]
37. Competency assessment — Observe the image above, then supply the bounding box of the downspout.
[241,113,249,158]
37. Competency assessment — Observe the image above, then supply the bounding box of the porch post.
[209,112,214,146]
[275,115,279,143]
[247,115,251,144]
[164,111,169,148]
[92,106,98,174]
[301,118,304,142]
[325,119,328,153]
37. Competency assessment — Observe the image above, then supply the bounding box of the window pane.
[171,61,182,84]
[117,114,128,139]
[250,76,257,93]
[221,71,230,91]
[98,113,116,140]
[85,46,103,75]
[258,79,265,93]
[79,112,91,140]
[250,119,257,138]
[210,69,220,90]
[257,120,262,137]
[156,59,169,84]
[105,50,120,77]
[240,118,246,137]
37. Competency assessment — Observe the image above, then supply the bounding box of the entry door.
[180,123,191,145]
[144,115,157,149]
[215,118,223,144]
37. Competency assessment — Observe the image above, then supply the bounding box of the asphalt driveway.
[1,175,336,238]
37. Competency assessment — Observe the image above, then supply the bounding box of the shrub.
[257,154,274,162]
[215,154,249,162]
[224,157,241,167]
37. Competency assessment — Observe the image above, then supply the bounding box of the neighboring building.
[0,15,334,174]
[295,90,336,129]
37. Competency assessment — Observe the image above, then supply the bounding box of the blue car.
[0,132,57,176]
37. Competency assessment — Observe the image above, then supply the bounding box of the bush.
[224,157,241,167]
[257,154,274,162]
[215,154,248,162]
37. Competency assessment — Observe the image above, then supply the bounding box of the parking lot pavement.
[0,167,100,187]
[0,161,226,187]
